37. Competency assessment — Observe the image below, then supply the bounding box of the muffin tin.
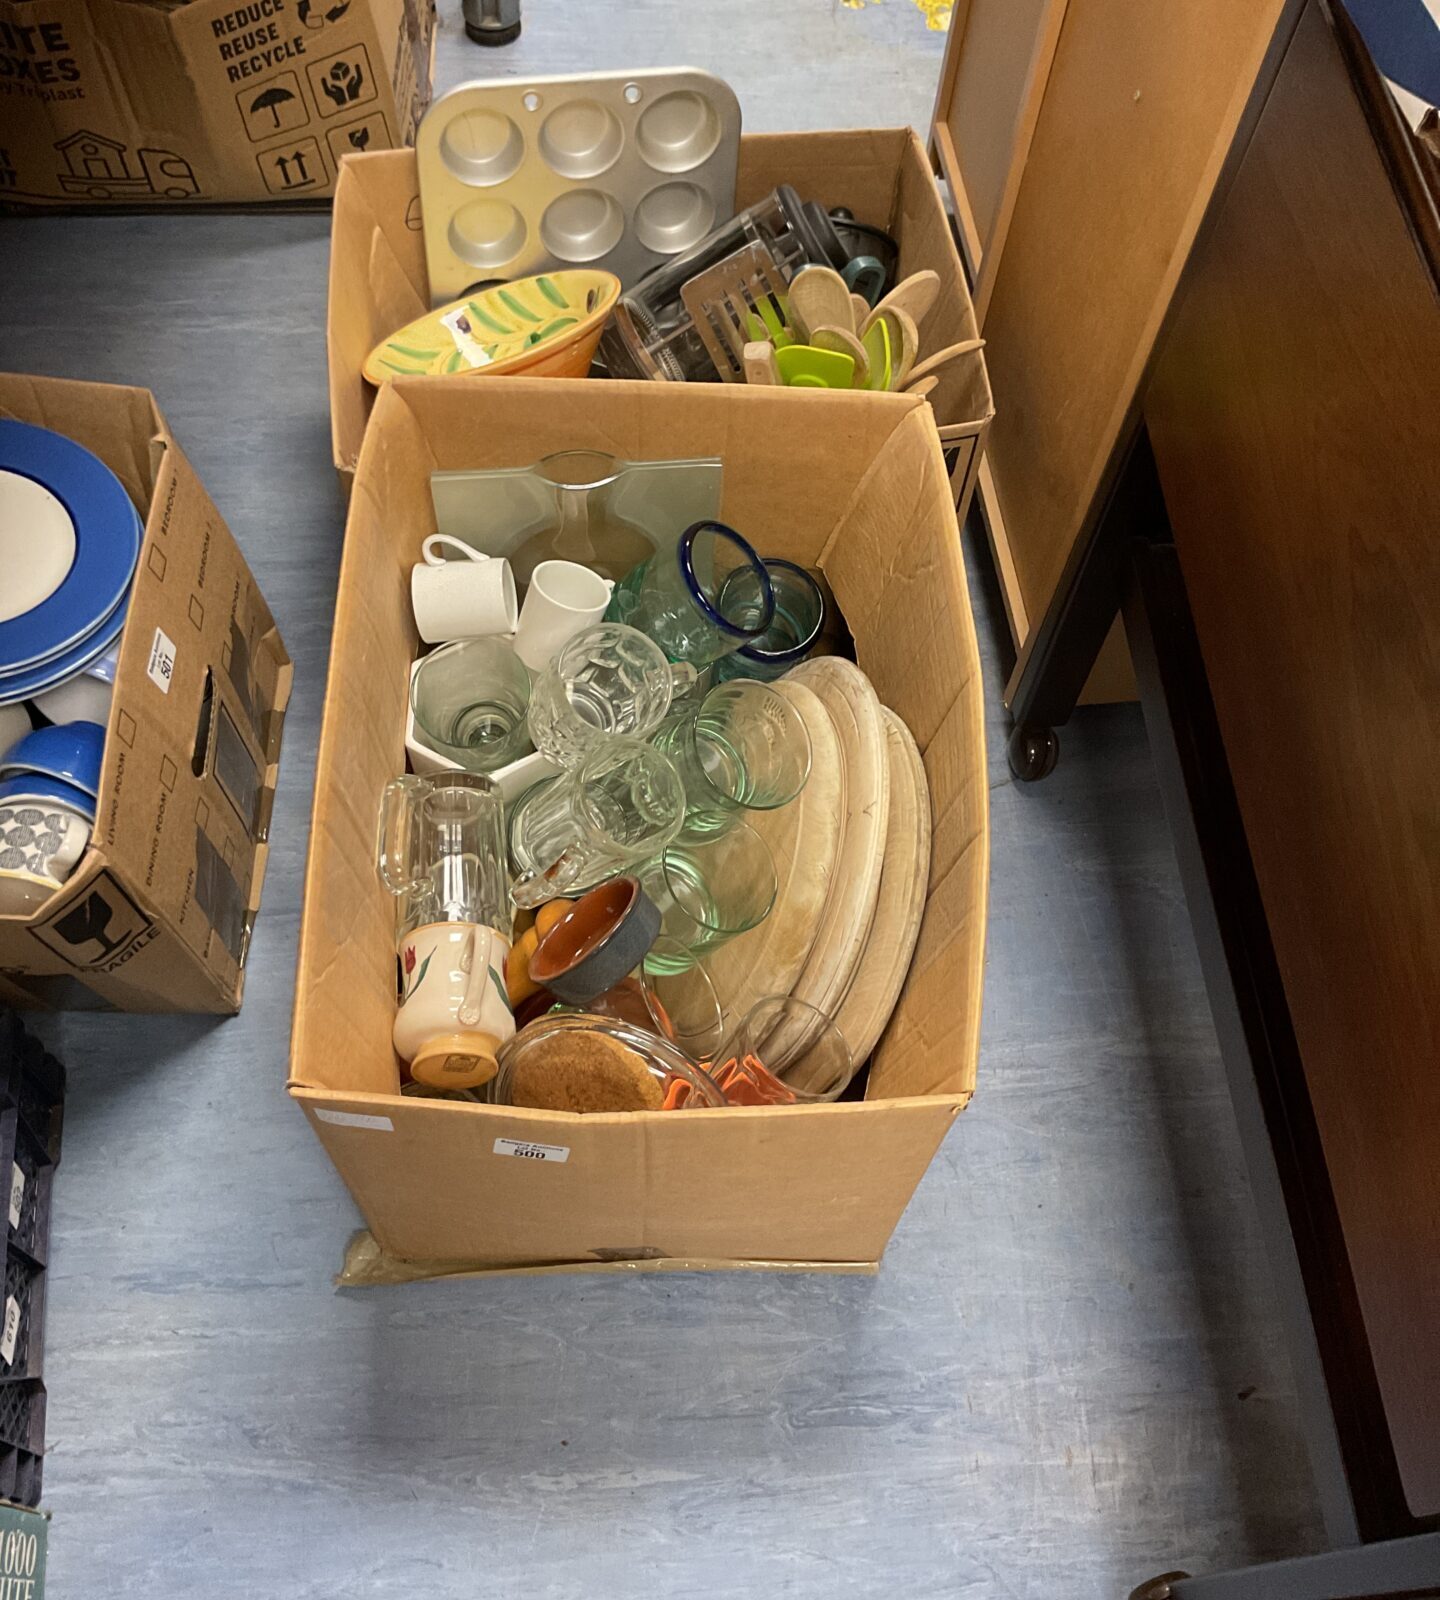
[417,69,742,304]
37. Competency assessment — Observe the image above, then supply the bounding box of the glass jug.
[506,450,659,590]
[376,773,514,1090]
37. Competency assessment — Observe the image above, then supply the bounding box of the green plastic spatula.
[775,343,856,388]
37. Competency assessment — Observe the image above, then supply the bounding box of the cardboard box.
[0,0,434,209]
[0,374,291,1013]
[324,128,995,510]
[289,376,988,1273]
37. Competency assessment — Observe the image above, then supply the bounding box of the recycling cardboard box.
[0,374,291,1014]
[0,0,434,210]
[325,128,995,512]
[289,376,988,1274]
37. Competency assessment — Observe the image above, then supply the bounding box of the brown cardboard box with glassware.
[324,126,994,511]
[0,374,291,1013]
[288,374,988,1276]
[0,0,434,210]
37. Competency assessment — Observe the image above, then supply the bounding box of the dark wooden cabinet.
[1144,0,1440,1529]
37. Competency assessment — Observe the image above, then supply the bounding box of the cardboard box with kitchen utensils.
[0,0,435,210]
[324,128,994,514]
[0,374,291,1014]
[289,375,987,1275]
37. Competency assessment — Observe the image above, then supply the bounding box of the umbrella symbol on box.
[250,86,297,129]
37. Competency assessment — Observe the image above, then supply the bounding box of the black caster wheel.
[465,19,520,43]
[1007,723,1059,782]
[1128,1575,1190,1600]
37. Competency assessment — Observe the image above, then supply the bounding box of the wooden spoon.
[867,306,919,389]
[850,292,872,329]
[743,340,780,385]
[904,375,939,399]
[902,336,986,387]
[788,265,856,341]
[862,270,941,338]
[809,325,870,388]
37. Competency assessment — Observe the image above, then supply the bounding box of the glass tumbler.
[637,821,778,968]
[711,994,856,1105]
[604,521,774,669]
[713,560,827,683]
[411,638,532,773]
[508,736,685,909]
[527,623,697,768]
[563,936,725,1061]
[651,679,812,838]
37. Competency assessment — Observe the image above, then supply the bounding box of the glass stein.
[508,736,686,909]
[376,773,514,1090]
[507,450,658,589]
[604,520,775,668]
[528,623,697,768]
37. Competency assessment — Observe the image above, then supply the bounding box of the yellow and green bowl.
[363,270,621,385]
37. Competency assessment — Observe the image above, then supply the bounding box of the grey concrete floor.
[1,2,1324,1594]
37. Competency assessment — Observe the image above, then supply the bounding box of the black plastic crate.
[0,1445,42,1510]
[0,1383,44,1457]
[0,1252,45,1385]
[0,1016,64,1168]
[4,1120,52,1270]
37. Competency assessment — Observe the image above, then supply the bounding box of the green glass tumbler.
[605,520,775,669]
[637,821,778,969]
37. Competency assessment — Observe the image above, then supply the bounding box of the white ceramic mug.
[393,920,515,1090]
[512,560,615,672]
[410,535,519,644]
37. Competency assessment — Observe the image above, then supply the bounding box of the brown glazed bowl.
[528,876,661,1005]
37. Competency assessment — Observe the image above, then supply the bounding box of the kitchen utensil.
[601,183,877,381]
[906,377,939,400]
[410,535,519,643]
[508,736,686,908]
[529,875,660,1003]
[492,1012,726,1112]
[409,638,533,773]
[786,264,855,341]
[808,325,869,388]
[783,656,891,1021]
[903,336,987,388]
[829,207,899,299]
[0,772,98,824]
[711,994,856,1105]
[605,520,774,668]
[742,341,779,385]
[851,291,872,327]
[0,422,141,677]
[680,241,795,383]
[417,69,742,302]
[860,315,892,393]
[713,559,826,683]
[638,820,778,967]
[363,271,621,383]
[393,920,515,1090]
[528,623,696,768]
[431,454,723,578]
[650,678,812,838]
[868,306,920,389]
[704,678,841,1025]
[512,560,617,673]
[377,772,511,934]
[840,256,886,305]
[862,270,942,338]
[568,934,725,1059]
[775,343,855,389]
[833,708,932,1065]
[0,719,106,799]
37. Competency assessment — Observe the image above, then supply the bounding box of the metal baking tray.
[416,68,742,304]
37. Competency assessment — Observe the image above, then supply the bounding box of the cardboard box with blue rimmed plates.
[0,374,291,1014]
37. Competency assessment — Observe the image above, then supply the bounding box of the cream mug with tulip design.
[393,920,514,1090]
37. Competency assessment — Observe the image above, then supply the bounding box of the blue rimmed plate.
[0,422,142,675]
[0,591,129,707]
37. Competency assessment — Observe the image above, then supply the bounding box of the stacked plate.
[706,656,933,1071]
[0,421,141,709]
